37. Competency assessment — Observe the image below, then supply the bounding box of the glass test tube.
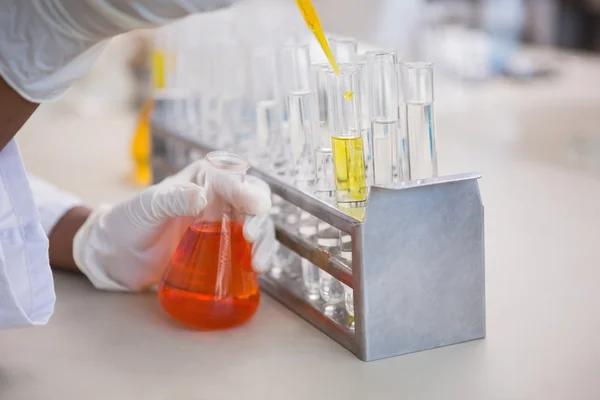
[279,44,314,277]
[394,52,409,179]
[178,19,206,138]
[251,48,286,171]
[326,66,367,207]
[310,64,340,257]
[357,57,373,187]
[402,62,438,180]
[344,282,354,321]
[330,38,367,188]
[279,45,311,184]
[329,37,358,64]
[187,40,208,141]
[330,40,363,273]
[288,92,316,190]
[280,44,312,116]
[156,24,185,131]
[220,40,249,154]
[288,91,320,298]
[367,51,404,185]
[339,59,360,317]
[160,24,193,167]
[311,65,342,303]
[321,66,366,308]
[328,65,366,263]
[310,64,336,200]
[251,48,291,279]
[201,42,225,147]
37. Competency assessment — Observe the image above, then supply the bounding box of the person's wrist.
[48,206,92,271]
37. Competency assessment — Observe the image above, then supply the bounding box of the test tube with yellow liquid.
[296,0,355,318]
[326,66,367,213]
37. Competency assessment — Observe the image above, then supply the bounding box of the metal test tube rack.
[151,112,486,362]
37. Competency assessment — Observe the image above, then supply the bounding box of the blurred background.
[17,0,600,203]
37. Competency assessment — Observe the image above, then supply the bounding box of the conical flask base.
[158,220,260,330]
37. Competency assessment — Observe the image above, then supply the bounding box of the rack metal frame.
[151,120,486,362]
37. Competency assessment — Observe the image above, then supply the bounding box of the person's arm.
[0,76,38,151]
[27,174,91,272]
[29,160,275,292]
[48,207,91,272]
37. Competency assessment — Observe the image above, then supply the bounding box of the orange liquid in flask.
[158,220,259,330]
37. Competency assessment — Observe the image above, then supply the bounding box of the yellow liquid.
[294,0,340,76]
[338,203,365,221]
[331,136,367,204]
[130,101,152,187]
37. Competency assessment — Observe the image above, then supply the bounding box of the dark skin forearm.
[0,76,39,151]
[48,206,92,272]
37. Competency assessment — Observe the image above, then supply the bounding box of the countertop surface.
[2,49,600,399]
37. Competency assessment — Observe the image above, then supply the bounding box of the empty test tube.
[320,271,345,312]
[280,44,312,100]
[329,37,358,65]
[288,92,316,183]
[220,40,250,154]
[310,64,340,257]
[201,42,225,147]
[251,48,295,279]
[288,92,317,224]
[279,44,312,229]
[357,57,373,186]
[366,51,404,185]
[310,64,336,199]
[402,62,438,180]
[310,65,343,305]
[311,64,329,133]
[251,48,289,177]
[288,91,321,298]
[344,283,354,320]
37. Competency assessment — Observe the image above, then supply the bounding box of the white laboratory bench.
[2,49,600,399]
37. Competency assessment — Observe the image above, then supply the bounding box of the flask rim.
[205,151,250,174]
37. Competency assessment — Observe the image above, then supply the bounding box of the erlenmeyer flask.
[158,151,260,330]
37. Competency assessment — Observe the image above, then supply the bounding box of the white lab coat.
[0,140,80,330]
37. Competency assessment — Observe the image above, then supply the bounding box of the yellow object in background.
[151,50,166,90]
[131,101,152,187]
[151,50,176,90]
[295,0,340,76]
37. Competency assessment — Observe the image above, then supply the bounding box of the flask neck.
[198,151,250,223]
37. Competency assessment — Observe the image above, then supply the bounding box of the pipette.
[294,0,340,76]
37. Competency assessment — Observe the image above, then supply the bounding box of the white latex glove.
[73,160,278,292]
[0,0,238,102]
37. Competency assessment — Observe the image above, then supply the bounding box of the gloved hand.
[73,160,278,291]
[0,0,239,102]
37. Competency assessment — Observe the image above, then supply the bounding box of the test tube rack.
[150,115,486,362]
